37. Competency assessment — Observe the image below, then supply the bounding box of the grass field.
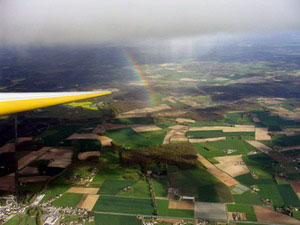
[52,193,83,207]
[242,154,279,179]
[118,181,150,198]
[93,196,154,215]
[168,168,233,203]
[277,184,300,207]
[156,199,194,218]
[235,173,276,186]
[233,191,263,205]
[109,117,153,125]
[187,130,255,140]
[99,179,138,195]
[4,214,39,225]
[224,113,254,125]
[42,184,71,202]
[38,124,82,146]
[94,214,142,225]
[193,140,258,161]
[227,204,257,221]
[153,178,169,197]
[105,128,165,148]
[256,184,285,206]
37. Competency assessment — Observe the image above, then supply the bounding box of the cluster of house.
[69,168,99,186]
[0,195,26,224]
[224,149,236,154]
[42,206,94,225]
[231,212,244,221]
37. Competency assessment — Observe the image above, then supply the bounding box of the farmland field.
[156,199,194,218]
[52,193,83,207]
[105,128,165,148]
[168,168,233,203]
[227,204,257,221]
[92,196,154,215]
[94,214,142,225]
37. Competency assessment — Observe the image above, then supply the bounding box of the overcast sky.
[0,0,300,46]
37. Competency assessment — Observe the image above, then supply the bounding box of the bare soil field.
[251,114,261,123]
[279,145,300,152]
[179,99,200,107]
[67,187,99,194]
[78,151,100,160]
[270,106,300,121]
[17,137,33,143]
[77,194,100,211]
[161,96,176,104]
[176,118,196,123]
[0,174,15,191]
[180,78,199,82]
[246,141,272,153]
[19,167,39,175]
[43,148,73,168]
[18,147,52,170]
[189,137,226,143]
[291,183,300,196]
[163,125,188,144]
[131,124,162,133]
[169,200,194,210]
[254,206,300,225]
[68,133,112,147]
[255,128,271,141]
[92,125,105,134]
[189,125,255,132]
[258,97,285,105]
[19,176,50,183]
[214,155,250,177]
[268,153,290,164]
[117,104,171,118]
[0,143,15,154]
[197,154,238,187]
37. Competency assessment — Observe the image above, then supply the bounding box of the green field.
[233,191,263,205]
[168,168,233,203]
[153,178,169,197]
[52,193,83,207]
[99,179,150,198]
[95,214,142,225]
[4,214,38,225]
[277,184,300,207]
[38,124,82,146]
[187,130,255,140]
[99,179,137,195]
[156,199,194,218]
[105,128,165,148]
[227,204,257,221]
[109,117,153,125]
[93,196,154,215]
[256,184,285,206]
[193,140,258,161]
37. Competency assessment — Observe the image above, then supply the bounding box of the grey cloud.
[0,0,299,46]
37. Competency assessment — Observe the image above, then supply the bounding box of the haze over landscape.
[1,1,300,225]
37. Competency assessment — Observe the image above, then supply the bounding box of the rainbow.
[122,49,158,106]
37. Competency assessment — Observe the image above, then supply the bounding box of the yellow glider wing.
[0,91,111,116]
